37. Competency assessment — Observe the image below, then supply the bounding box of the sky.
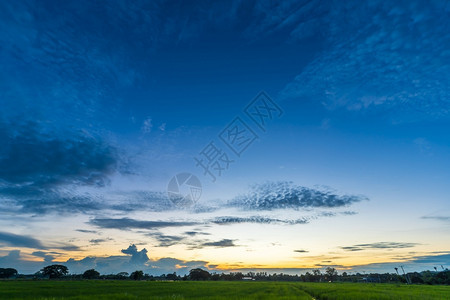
[0,0,450,275]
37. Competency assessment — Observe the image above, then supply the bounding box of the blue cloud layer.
[281,1,450,122]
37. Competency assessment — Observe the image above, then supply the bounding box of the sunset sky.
[1,0,450,275]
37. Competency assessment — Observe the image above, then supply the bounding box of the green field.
[0,280,449,299]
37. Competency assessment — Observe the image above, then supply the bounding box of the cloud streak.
[281,1,450,121]
[341,242,420,252]
[0,232,44,249]
[89,218,200,230]
[0,231,80,251]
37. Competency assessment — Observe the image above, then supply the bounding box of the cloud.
[0,120,117,187]
[348,252,450,273]
[89,238,113,245]
[422,216,450,222]
[146,232,185,247]
[89,218,200,230]
[0,231,81,252]
[0,232,44,249]
[121,244,149,265]
[281,1,450,121]
[184,231,211,237]
[341,242,420,252]
[31,251,56,263]
[76,229,98,234]
[200,239,237,248]
[0,120,120,215]
[229,181,367,210]
[141,117,153,134]
[294,249,309,253]
[1,188,171,216]
[212,216,309,225]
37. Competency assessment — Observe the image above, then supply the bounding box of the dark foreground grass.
[0,280,449,300]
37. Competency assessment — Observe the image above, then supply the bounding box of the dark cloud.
[229,182,367,210]
[410,253,450,264]
[89,238,112,245]
[184,231,211,237]
[294,250,309,253]
[146,233,185,247]
[31,251,55,263]
[340,246,364,252]
[13,193,103,215]
[422,216,450,222]
[56,244,82,251]
[89,218,199,230]
[212,216,309,225]
[0,231,80,252]
[341,242,420,252]
[3,189,170,216]
[76,229,98,234]
[0,120,119,215]
[0,120,117,187]
[281,1,450,122]
[148,257,210,275]
[200,239,236,248]
[121,244,149,265]
[0,231,44,249]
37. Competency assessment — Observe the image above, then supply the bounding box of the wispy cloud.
[0,120,117,188]
[0,232,44,249]
[341,242,420,252]
[229,181,367,210]
[212,216,309,225]
[294,249,309,253]
[146,232,185,247]
[89,238,113,245]
[281,1,450,121]
[89,218,200,230]
[0,231,80,251]
[200,239,237,248]
[422,216,450,222]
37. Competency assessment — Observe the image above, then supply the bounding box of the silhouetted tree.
[41,265,69,279]
[166,272,179,280]
[130,270,144,280]
[82,269,100,279]
[312,269,322,282]
[0,268,18,278]
[189,268,211,280]
[325,267,338,282]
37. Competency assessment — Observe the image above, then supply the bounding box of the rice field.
[0,280,449,299]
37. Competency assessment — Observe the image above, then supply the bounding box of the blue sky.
[0,0,450,275]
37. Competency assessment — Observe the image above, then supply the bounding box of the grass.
[0,280,449,299]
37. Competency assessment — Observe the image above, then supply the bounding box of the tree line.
[1,266,449,285]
